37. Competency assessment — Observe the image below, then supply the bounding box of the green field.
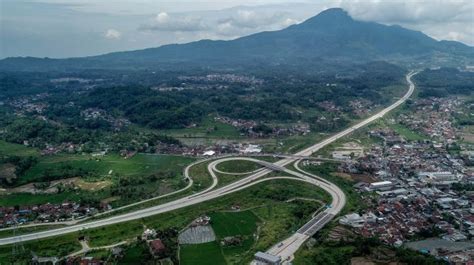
[0,140,39,157]
[263,133,326,154]
[0,224,66,239]
[20,153,194,185]
[188,160,214,192]
[0,153,196,208]
[301,162,365,214]
[161,116,242,139]
[119,242,152,264]
[209,210,261,263]
[210,210,260,238]
[389,123,425,141]
[215,160,262,174]
[180,241,227,265]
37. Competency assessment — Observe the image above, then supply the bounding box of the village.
[0,201,109,228]
[336,97,474,263]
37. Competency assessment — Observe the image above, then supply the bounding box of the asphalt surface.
[0,71,417,256]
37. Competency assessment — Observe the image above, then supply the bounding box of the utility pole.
[12,216,25,257]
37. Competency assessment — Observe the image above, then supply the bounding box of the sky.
[1,0,473,58]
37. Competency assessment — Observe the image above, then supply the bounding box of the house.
[149,239,166,257]
[377,188,408,197]
[111,247,123,257]
[79,257,103,265]
[332,151,352,160]
[142,228,157,240]
[418,171,459,185]
[443,232,467,241]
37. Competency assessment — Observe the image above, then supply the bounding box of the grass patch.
[188,161,214,192]
[209,210,261,264]
[0,224,66,239]
[180,241,226,265]
[210,210,259,238]
[119,242,152,264]
[19,153,194,185]
[0,140,39,157]
[293,238,444,265]
[215,160,262,174]
[301,162,365,214]
[0,233,80,263]
[161,116,242,139]
[264,133,326,154]
[0,153,195,209]
[389,123,425,141]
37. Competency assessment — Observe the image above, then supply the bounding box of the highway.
[0,70,417,260]
[261,70,417,263]
[263,159,345,263]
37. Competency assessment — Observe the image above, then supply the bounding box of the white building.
[369,181,394,191]
[339,213,365,228]
[203,150,216,156]
[418,171,459,185]
[240,144,262,154]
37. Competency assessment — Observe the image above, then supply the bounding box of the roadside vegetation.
[294,237,444,265]
[1,179,328,264]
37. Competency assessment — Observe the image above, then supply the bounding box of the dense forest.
[0,61,406,150]
[415,67,474,98]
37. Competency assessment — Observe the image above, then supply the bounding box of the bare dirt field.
[3,177,112,194]
[0,163,16,183]
[74,179,112,191]
[333,172,376,183]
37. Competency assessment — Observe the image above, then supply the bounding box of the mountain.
[1,8,473,71]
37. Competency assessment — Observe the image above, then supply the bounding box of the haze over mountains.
[1,8,473,71]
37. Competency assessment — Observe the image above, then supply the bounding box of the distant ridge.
[1,8,472,71]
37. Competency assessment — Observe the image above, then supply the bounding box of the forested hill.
[1,8,473,72]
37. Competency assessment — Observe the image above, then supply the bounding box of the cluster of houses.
[348,99,376,117]
[398,97,461,143]
[317,100,341,113]
[0,202,109,228]
[8,94,49,115]
[141,228,167,258]
[38,142,81,155]
[80,108,131,130]
[158,142,264,157]
[178,73,264,85]
[336,98,474,262]
[214,116,311,138]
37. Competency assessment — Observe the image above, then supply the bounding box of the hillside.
[1,8,472,71]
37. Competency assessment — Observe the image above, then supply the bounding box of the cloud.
[4,0,473,59]
[140,12,208,32]
[218,10,294,29]
[281,18,299,27]
[104,29,121,39]
[342,0,473,24]
[155,12,169,24]
[340,0,474,46]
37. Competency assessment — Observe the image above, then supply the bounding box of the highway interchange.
[0,71,417,263]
